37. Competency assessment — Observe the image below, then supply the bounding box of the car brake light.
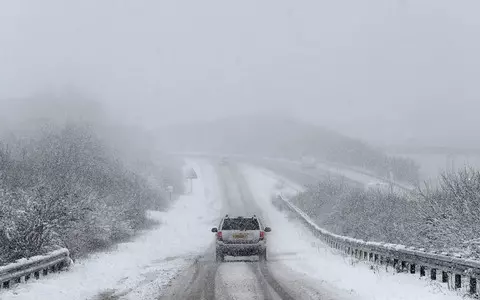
[259,231,265,240]
[217,231,223,241]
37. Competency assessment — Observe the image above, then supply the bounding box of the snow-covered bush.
[291,168,480,257]
[0,121,181,265]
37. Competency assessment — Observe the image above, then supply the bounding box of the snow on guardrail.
[274,194,480,296]
[0,248,71,289]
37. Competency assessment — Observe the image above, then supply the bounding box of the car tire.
[216,251,225,263]
[259,249,267,262]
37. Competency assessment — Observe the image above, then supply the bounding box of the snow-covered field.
[240,164,462,300]
[0,160,221,300]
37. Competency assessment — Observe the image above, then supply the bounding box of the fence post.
[455,274,462,289]
[442,271,449,283]
[393,259,399,269]
[431,268,437,280]
[470,277,477,295]
[385,257,391,267]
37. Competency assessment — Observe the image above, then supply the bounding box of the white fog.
[1,1,480,299]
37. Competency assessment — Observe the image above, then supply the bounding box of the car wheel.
[216,251,225,262]
[259,250,267,262]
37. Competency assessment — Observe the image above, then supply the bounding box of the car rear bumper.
[216,242,265,256]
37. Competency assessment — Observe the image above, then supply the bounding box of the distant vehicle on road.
[300,156,316,169]
[219,156,229,165]
[365,181,391,193]
[212,215,271,262]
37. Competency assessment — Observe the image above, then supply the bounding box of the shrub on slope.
[292,168,480,258]
[0,123,178,265]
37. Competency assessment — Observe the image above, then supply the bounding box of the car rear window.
[222,218,260,230]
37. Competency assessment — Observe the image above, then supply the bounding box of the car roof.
[223,214,259,219]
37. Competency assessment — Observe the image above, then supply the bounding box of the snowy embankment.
[239,164,461,300]
[260,156,413,193]
[316,161,413,190]
[0,159,221,300]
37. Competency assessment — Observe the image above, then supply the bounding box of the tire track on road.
[226,164,298,300]
[158,251,218,300]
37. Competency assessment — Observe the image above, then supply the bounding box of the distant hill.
[157,115,420,184]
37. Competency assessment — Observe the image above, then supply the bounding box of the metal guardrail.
[274,195,480,295]
[0,248,71,289]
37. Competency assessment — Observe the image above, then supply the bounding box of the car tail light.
[259,231,265,240]
[217,231,223,241]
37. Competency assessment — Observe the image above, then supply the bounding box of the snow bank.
[0,159,221,300]
[240,164,462,300]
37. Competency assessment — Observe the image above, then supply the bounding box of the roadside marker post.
[186,168,198,193]
[167,185,174,201]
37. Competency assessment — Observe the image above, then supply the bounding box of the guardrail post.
[420,266,426,277]
[431,268,437,280]
[455,274,461,289]
[410,264,416,274]
[385,257,391,267]
[470,277,477,295]
[442,271,449,283]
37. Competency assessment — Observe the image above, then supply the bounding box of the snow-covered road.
[253,157,413,194]
[1,159,462,300]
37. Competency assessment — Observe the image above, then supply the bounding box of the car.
[365,181,391,192]
[211,215,271,262]
[219,156,229,165]
[300,155,316,169]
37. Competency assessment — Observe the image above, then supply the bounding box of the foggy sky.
[1,0,479,146]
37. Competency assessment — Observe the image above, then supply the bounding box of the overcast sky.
[1,0,479,146]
